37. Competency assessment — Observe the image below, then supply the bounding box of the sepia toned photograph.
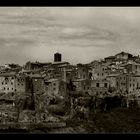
[0,7,139,134]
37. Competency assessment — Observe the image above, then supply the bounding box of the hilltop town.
[0,51,140,132]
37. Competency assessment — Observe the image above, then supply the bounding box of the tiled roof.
[107,74,119,77]
[29,74,42,78]
[0,72,16,77]
[45,78,59,82]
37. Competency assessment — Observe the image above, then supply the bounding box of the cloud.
[0,7,139,65]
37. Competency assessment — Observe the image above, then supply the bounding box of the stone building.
[0,73,16,94]
[115,51,133,61]
[122,62,140,74]
[116,74,128,93]
[106,74,119,88]
[104,56,115,64]
[76,64,90,80]
[31,74,45,95]
[91,64,109,80]
[45,67,62,80]
[90,79,110,96]
[31,74,45,112]
[116,74,140,94]
[54,52,62,62]
[15,75,28,93]
[0,73,29,95]
[72,79,91,94]
[24,61,51,70]
[44,78,60,96]
[44,78,67,97]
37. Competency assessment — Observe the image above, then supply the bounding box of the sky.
[0,7,140,65]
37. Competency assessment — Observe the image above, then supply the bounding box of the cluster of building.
[0,51,140,123]
[1,51,140,100]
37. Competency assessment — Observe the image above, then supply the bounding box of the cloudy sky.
[0,7,140,65]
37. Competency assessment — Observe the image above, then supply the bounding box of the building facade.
[90,79,109,96]
[116,74,140,94]
[115,52,133,61]
[0,73,29,95]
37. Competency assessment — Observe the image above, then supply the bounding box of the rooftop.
[72,78,85,82]
[45,78,59,82]
[105,56,115,59]
[52,61,69,65]
[107,74,120,77]
[121,62,140,66]
[29,74,42,78]
[0,72,16,77]
[115,51,133,56]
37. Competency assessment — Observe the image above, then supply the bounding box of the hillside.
[47,107,140,133]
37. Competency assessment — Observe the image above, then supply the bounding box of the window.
[5,77,8,80]
[18,84,20,86]
[12,88,13,90]
[102,73,103,76]
[3,87,5,90]
[96,83,100,87]
[84,86,85,90]
[5,82,7,85]
[53,88,56,91]
[7,88,9,90]
[83,75,85,79]
[11,77,14,80]
[1,82,3,85]
[130,84,131,87]
[104,83,108,88]
[133,84,135,87]
[117,82,119,87]
[53,83,56,86]
[97,73,99,76]
[11,82,13,85]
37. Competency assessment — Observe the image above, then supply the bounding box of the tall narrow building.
[54,52,62,62]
